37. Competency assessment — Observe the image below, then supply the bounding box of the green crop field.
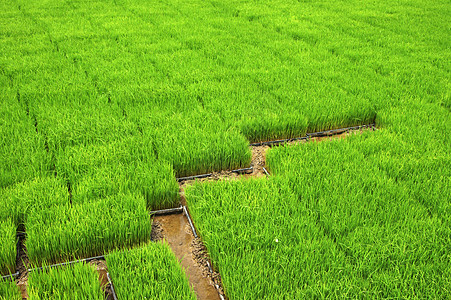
[0,0,449,298]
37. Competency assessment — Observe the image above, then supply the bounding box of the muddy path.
[16,234,28,300]
[152,214,224,300]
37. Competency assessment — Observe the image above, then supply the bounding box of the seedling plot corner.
[27,256,118,300]
[149,206,184,216]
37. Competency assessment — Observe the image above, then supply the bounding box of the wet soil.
[152,213,223,300]
[151,221,164,241]
[16,235,28,300]
[191,238,224,297]
[248,145,270,178]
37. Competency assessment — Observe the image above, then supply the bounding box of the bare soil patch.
[247,145,270,178]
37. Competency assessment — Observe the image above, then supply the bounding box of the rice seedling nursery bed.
[1,0,449,298]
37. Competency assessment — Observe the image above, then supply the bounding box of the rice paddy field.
[1,0,450,298]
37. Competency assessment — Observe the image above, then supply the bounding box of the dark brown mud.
[16,235,28,300]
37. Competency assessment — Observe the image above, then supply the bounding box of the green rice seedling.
[240,111,309,143]
[26,193,151,265]
[0,89,50,188]
[0,280,20,300]
[31,97,138,154]
[128,108,252,177]
[56,137,153,186]
[266,130,450,298]
[0,177,69,226]
[72,160,179,209]
[106,242,196,299]
[186,178,354,299]
[28,263,103,300]
[56,138,179,209]
[0,219,16,276]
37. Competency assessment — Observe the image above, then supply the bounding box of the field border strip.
[177,173,213,182]
[205,260,225,300]
[262,167,270,177]
[176,167,253,182]
[149,206,184,216]
[250,136,308,147]
[249,123,376,146]
[306,123,376,138]
[27,255,106,273]
[183,206,198,238]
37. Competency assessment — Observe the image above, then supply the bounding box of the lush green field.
[0,0,449,298]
